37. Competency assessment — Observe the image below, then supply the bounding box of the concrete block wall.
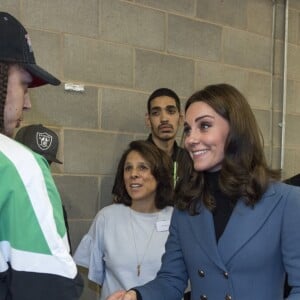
[1,0,300,299]
[275,1,300,178]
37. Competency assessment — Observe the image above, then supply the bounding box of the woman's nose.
[185,131,196,144]
[185,130,199,147]
[130,169,139,178]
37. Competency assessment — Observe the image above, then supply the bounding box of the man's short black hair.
[147,88,181,113]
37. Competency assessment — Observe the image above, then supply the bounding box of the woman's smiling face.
[184,101,230,172]
[124,150,157,204]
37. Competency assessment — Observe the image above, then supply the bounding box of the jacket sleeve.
[134,209,188,300]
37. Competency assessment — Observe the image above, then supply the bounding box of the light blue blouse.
[73,204,173,300]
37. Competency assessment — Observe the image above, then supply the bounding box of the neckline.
[129,207,161,217]
[129,208,160,277]
[204,170,221,191]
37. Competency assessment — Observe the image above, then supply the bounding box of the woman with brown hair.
[108,84,300,300]
[74,140,174,300]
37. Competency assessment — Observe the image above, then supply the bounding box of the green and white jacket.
[0,133,82,300]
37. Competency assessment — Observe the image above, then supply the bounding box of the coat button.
[198,269,205,277]
[225,294,232,300]
[200,295,208,300]
[223,271,229,279]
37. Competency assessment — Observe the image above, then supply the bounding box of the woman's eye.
[200,122,211,130]
[139,165,148,171]
[124,166,131,171]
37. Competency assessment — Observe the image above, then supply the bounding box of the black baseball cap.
[0,12,60,88]
[15,124,63,164]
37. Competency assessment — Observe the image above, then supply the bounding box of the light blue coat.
[135,182,300,300]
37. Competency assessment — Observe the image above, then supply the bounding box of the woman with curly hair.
[74,140,174,300]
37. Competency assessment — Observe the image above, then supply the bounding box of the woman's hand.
[106,290,137,300]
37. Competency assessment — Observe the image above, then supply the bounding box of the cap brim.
[25,64,61,88]
[43,153,63,164]
[51,157,63,164]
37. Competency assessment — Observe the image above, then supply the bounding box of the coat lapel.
[218,183,281,265]
[188,204,225,270]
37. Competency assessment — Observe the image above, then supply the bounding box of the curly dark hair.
[175,83,280,215]
[112,140,174,209]
[0,62,9,133]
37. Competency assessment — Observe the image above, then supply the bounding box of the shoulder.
[268,182,300,233]
[160,206,174,218]
[90,204,128,232]
[171,207,190,221]
[0,134,50,184]
[1,133,32,164]
[96,203,128,219]
[267,181,300,198]
[262,181,300,211]
[0,133,47,169]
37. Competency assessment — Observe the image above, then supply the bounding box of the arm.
[132,209,188,300]
[108,289,148,300]
[106,290,137,300]
[73,211,105,286]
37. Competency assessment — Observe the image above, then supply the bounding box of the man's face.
[4,65,32,137]
[146,96,182,142]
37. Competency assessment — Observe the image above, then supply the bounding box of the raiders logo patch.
[36,132,52,151]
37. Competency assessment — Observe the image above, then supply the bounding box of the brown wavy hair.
[112,140,174,209]
[0,62,9,133]
[175,83,280,215]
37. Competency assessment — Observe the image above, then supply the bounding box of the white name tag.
[156,220,170,232]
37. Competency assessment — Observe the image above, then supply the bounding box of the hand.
[106,290,137,300]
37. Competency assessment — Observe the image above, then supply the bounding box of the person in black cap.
[15,124,72,254]
[0,12,60,138]
[0,12,60,88]
[15,124,63,165]
[0,12,82,300]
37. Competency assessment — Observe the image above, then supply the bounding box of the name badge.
[156,220,170,232]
